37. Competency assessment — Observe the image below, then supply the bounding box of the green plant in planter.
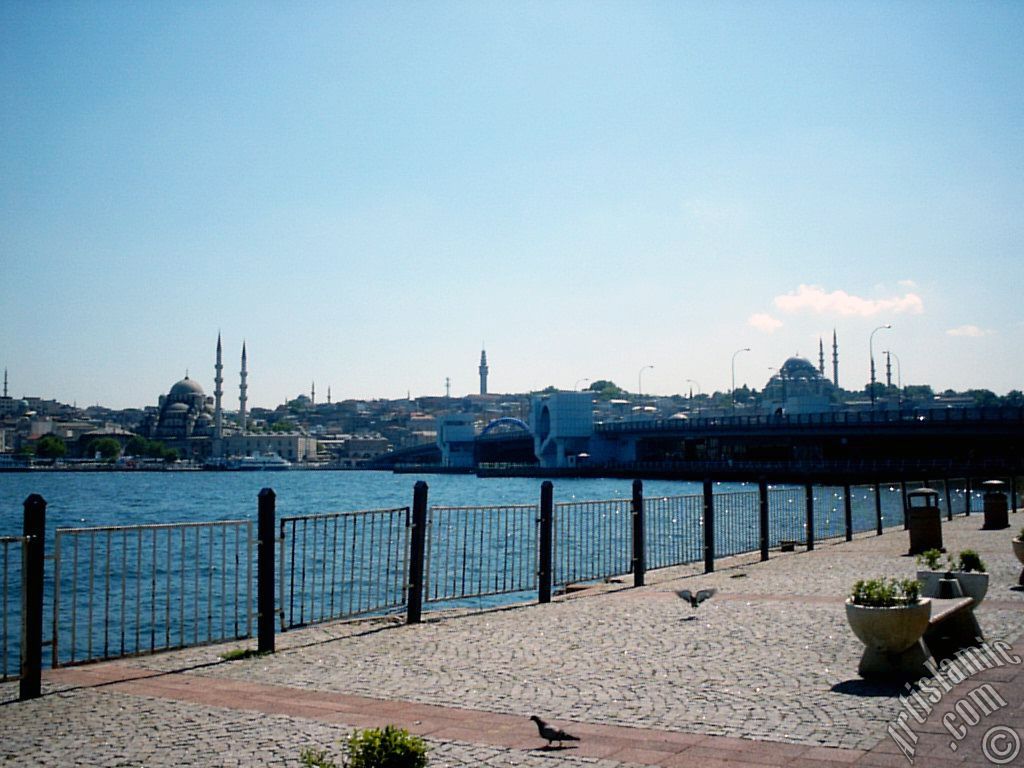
[850,578,921,607]
[1017,526,1024,542]
[300,748,339,768]
[345,726,429,768]
[916,548,944,571]
[956,549,987,573]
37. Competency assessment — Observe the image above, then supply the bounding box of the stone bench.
[923,596,982,661]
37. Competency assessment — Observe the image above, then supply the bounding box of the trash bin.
[982,480,1009,530]
[907,487,943,555]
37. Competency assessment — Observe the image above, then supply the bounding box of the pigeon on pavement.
[530,715,580,748]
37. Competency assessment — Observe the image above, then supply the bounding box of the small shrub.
[915,548,944,571]
[956,549,987,573]
[346,726,429,768]
[300,748,339,768]
[1017,527,1024,542]
[850,578,921,607]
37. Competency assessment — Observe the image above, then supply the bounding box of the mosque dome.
[167,402,189,413]
[169,377,205,399]
[779,357,820,380]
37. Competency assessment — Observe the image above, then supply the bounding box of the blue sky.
[2,1,1022,409]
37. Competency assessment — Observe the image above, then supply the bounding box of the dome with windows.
[762,355,835,415]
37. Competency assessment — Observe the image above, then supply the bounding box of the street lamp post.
[731,348,750,411]
[638,364,655,399]
[869,324,892,408]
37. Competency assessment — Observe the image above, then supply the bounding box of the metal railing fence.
[279,507,410,629]
[52,520,253,667]
[552,497,631,587]
[713,491,760,557]
[645,494,703,569]
[1,536,24,681]
[424,504,538,604]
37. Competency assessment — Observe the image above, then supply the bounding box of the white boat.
[226,452,292,471]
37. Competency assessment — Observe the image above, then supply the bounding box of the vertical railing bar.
[103,531,111,660]
[52,533,62,668]
[220,525,227,640]
[149,531,156,653]
[69,534,79,665]
[310,514,319,623]
[330,516,339,619]
[120,532,127,659]
[178,528,185,649]
[165,529,172,650]
[2,541,8,679]
[86,534,95,662]
[193,527,200,646]
[231,524,239,639]
[246,520,253,639]
[135,528,142,657]
[206,526,213,642]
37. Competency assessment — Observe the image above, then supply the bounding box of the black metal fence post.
[944,478,953,521]
[758,479,769,562]
[631,479,645,587]
[844,484,853,542]
[805,484,815,551]
[703,479,714,573]
[20,494,45,701]
[257,488,276,654]
[874,482,883,535]
[538,481,553,603]
[1012,476,1019,515]
[901,480,909,529]
[407,481,428,624]
[965,478,972,516]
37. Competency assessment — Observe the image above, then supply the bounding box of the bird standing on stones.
[676,587,716,608]
[530,715,580,748]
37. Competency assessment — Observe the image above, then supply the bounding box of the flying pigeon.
[675,588,716,608]
[530,715,580,748]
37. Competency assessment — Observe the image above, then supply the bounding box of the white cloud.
[747,313,783,333]
[946,325,994,338]
[773,284,924,317]
[898,279,918,290]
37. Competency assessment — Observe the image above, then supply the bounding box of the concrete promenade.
[2,513,1023,767]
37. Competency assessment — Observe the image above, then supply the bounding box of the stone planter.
[846,598,932,679]
[916,570,988,606]
[954,572,989,606]
[1013,539,1024,586]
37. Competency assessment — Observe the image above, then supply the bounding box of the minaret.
[832,330,839,389]
[3,368,7,398]
[885,351,892,388]
[479,347,489,396]
[214,334,224,439]
[818,338,825,377]
[239,342,248,433]
[445,377,451,399]
[327,386,331,405]
[311,381,315,406]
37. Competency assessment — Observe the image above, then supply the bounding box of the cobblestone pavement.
[2,513,1022,767]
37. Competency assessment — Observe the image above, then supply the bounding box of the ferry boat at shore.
[216,452,293,471]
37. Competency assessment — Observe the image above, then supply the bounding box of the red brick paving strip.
[46,661,868,767]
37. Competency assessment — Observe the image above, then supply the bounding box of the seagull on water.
[530,715,580,748]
